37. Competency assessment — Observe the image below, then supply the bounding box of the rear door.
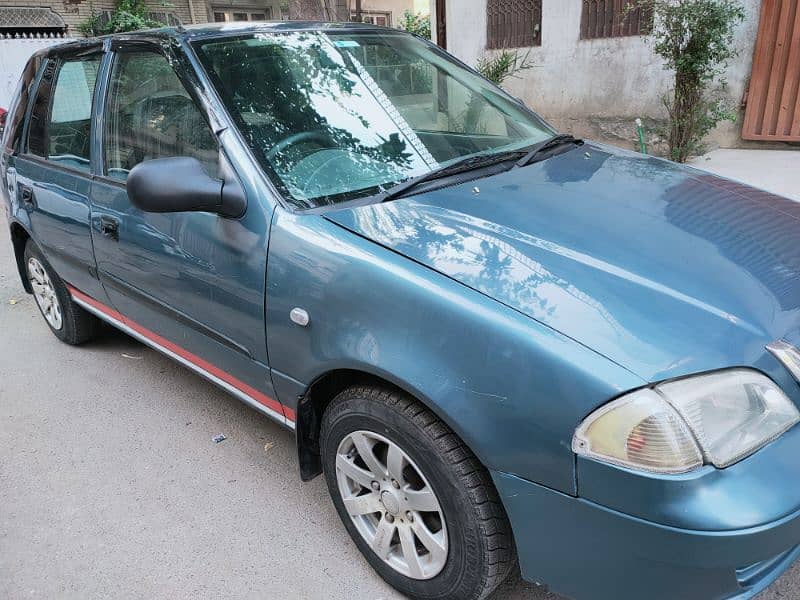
[13,48,106,301]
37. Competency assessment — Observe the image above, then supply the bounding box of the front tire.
[321,385,516,600]
[24,240,100,345]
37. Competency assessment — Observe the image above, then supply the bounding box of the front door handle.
[99,215,119,240]
[18,184,35,210]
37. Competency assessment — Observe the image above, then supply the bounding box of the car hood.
[325,143,800,382]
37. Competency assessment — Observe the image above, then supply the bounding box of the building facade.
[209,0,284,23]
[430,0,799,150]
[0,0,206,34]
[0,0,425,36]
[354,0,426,26]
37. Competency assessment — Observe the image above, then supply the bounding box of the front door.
[88,46,287,425]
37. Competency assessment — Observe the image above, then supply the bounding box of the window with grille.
[580,0,653,39]
[486,0,542,49]
[95,10,181,27]
[351,11,392,27]
[211,8,272,22]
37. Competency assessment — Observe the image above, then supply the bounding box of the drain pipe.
[186,0,197,24]
[636,118,647,155]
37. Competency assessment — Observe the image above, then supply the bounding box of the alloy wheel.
[335,430,448,580]
[27,257,63,330]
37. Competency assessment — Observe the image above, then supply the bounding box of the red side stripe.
[68,285,294,423]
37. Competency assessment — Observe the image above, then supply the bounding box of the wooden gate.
[742,0,800,141]
[435,0,447,49]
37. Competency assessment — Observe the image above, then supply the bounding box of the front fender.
[266,210,644,495]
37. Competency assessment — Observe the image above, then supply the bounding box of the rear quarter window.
[26,59,57,158]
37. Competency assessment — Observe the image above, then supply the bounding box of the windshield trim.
[189,29,558,213]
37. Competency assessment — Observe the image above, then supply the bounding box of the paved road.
[1,215,798,600]
[689,149,800,202]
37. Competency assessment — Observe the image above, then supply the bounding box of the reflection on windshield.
[195,30,552,208]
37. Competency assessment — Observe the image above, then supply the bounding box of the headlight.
[572,369,800,473]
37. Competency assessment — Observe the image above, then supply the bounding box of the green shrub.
[77,10,104,37]
[632,0,746,162]
[79,0,167,36]
[398,10,431,40]
[476,50,534,86]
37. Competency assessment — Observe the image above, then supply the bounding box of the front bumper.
[493,430,800,600]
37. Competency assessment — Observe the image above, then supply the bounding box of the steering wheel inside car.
[266,131,335,162]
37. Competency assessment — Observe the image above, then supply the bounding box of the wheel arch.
[295,366,473,483]
[9,221,32,293]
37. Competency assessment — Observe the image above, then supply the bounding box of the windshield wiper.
[377,135,583,203]
[379,149,528,202]
[514,134,583,169]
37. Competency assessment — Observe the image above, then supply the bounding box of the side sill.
[70,286,294,430]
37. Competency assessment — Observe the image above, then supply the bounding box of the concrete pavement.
[689,149,800,201]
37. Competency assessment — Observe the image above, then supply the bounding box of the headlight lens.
[572,388,703,473]
[573,369,800,473]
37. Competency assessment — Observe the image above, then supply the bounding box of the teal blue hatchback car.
[3,22,800,600]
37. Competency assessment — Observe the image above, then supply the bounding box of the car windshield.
[194,29,553,209]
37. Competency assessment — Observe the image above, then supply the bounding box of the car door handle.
[99,215,120,240]
[18,184,35,210]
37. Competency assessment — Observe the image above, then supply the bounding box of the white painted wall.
[0,37,76,110]
[441,0,763,148]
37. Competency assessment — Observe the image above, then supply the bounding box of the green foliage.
[79,0,167,37]
[77,10,104,37]
[476,50,534,86]
[398,10,431,40]
[632,0,745,162]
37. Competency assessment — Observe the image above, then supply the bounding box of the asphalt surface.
[1,213,799,600]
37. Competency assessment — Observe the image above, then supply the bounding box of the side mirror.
[127,157,246,218]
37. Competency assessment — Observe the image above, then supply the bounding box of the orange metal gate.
[742,0,800,141]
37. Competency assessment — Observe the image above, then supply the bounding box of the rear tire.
[24,240,100,345]
[321,385,516,600]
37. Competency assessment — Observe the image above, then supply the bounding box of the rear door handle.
[18,184,35,210]
[99,215,119,240]
[5,167,16,196]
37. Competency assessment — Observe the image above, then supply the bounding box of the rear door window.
[26,60,56,158]
[27,55,101,172]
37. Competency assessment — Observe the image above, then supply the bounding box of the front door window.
[103,50,219,181]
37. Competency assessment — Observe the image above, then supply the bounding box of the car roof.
[34,21,398,58]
